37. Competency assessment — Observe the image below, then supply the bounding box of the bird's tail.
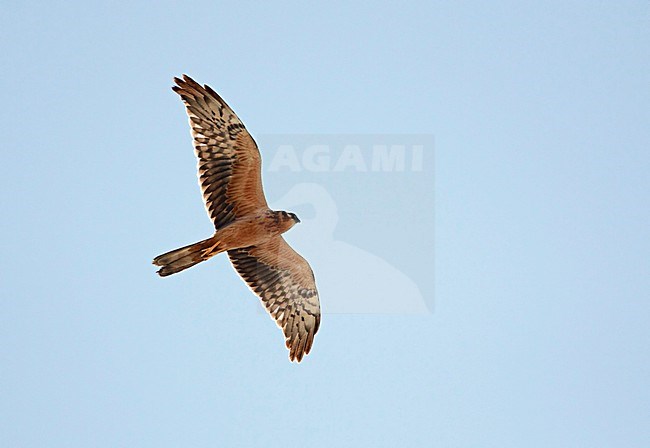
[153,236,222,277]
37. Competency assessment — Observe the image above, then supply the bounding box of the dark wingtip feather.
[286,334,310,363]
[181,74,203,91]
[203,83,224,102]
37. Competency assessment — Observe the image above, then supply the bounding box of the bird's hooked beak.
[295,216,301,223]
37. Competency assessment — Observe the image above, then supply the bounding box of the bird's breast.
[215,213,285,251]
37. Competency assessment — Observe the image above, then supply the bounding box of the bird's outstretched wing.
[172,75,268,229]
[228,237,321,362]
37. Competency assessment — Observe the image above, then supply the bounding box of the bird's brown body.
[215,210,298,251]
[153,209,298,275]
[153,75,320,362]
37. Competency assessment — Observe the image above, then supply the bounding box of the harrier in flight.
[153,75,320,362]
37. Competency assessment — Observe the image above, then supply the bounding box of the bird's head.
[278,210,301,231]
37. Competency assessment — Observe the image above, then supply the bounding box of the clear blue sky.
[1,1,649,447]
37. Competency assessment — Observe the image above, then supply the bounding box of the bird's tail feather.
[153,236,222,277]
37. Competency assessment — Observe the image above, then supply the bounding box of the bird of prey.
[153,75,320,362]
